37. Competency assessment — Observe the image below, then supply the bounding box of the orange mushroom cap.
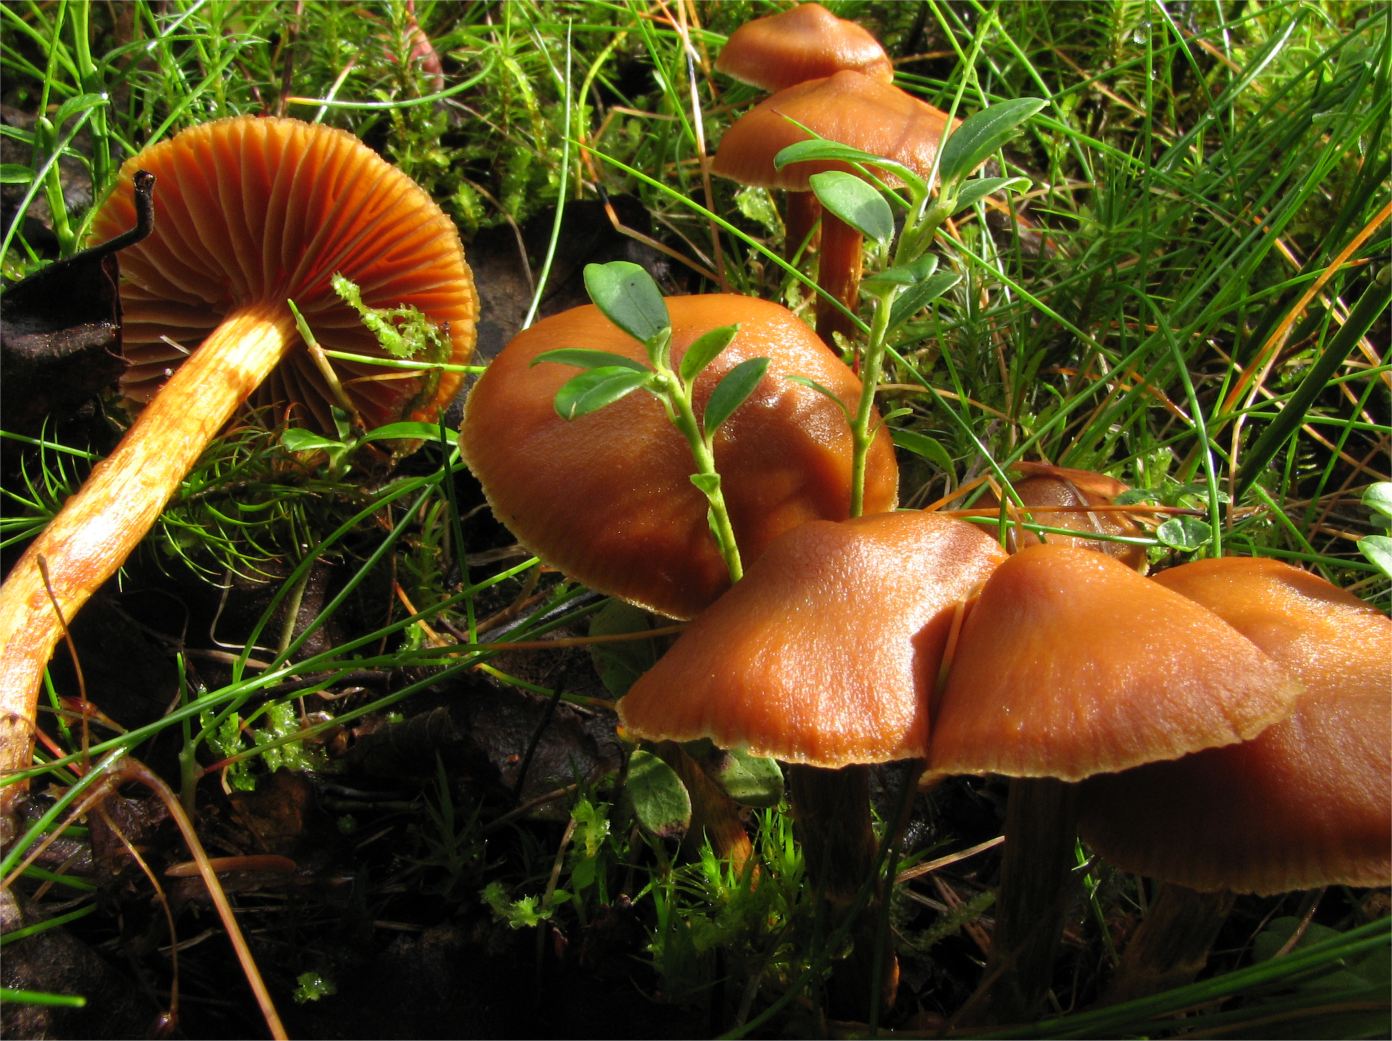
[928,544,1303,781]
[88,115,477,433]
[712,70,958,192]
[617,511,1008,766]
[459,295,898,619]
[716,3,894,92]
[1079,557,1392,894]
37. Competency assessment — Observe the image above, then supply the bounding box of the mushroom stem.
[789,763,898,1018]
[964,776,1081,1026]
[814,212,864,344]
[1103,882,1236,1003]
[786,190,822,261]
[0,302,299,810]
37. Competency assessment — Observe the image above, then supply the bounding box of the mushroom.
[715,3,894,93]
[978,462,1149,570]
[712,70,958,342]
[0,116,478,808]
[715,4,895,260]
[458,293,898,620]
[619,510,1009,1016]
[926,543,1303,1023]
[1077,557,1391,1000]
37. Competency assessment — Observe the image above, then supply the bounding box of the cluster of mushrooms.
[0,1,1386,1028]
[460,2,1391,1023]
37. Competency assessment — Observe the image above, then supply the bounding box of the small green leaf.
[690,472,722,497]
[624,749,691,840]
[588,601,660,698]
[775,138,887,169]
[281,429,345,453]
[937,98,1047,184]
[1156,516,1213,551]
[0,164,34,185]
[687,742,784,808]
[785,374,853,424]
[584,261,670,345]
[863,254,939,288]
[888,271,962,328]
[553,366,652,419]
[809,171,894,244]
[702,356,770,436]
[678,325,739,384]
[891,428,955,473]
[1358,535,1392,579]
[532,348,649,373]
[950,175,1033,214]
[1362,482,1392,523]
[359,421,452,444]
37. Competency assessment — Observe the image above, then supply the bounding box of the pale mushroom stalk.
[0,116,478,813]
[0,305,298,804]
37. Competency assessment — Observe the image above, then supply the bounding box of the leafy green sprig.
[775,98,1047,516]
[534,261,768,583]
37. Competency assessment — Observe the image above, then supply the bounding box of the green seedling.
[774,98,1045,516]
[534,260,768,583]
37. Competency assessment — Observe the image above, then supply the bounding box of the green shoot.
[533,260,768,583]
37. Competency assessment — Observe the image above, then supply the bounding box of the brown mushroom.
[619,510,1008,1016]
[1077,556,1391,1000]
[712,70,958,342]
[979,462,1149,570]
[715,4,896,260]
[458,294,898,620]
[716,3,894,93]
[0,116,477,809]
[927,543,1303,1023]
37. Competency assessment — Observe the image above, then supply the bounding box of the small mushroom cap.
[712,70,958,191]
[980,463,1148,570]
[617,511,1008,766]
[928,544,1302,781]
[88,116,478,433]
[459,295,898,619]
[716,3,894,92]
[1079,557,1392,894]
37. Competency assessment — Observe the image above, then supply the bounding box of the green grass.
[1,0,1388,1036]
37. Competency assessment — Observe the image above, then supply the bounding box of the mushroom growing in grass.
[1077,556,1391,1001]
[0,116,478,808]
[715,2,895,258]
[619,510,1009,1017]
[459,266,898,620]
[712,70,960,343]
[926,544,1303,1024]
[716,2,894,93]
[979,462,1149,570]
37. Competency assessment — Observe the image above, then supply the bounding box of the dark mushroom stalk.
[0,117,478,811]
[619,511,1008,1019]
[1078,556,1391,1001]
[927,544,1304,1025]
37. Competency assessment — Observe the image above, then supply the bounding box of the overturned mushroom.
[0,116,477,809]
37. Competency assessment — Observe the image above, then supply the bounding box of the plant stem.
[848,289,897,518]
[654,367,744,583]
